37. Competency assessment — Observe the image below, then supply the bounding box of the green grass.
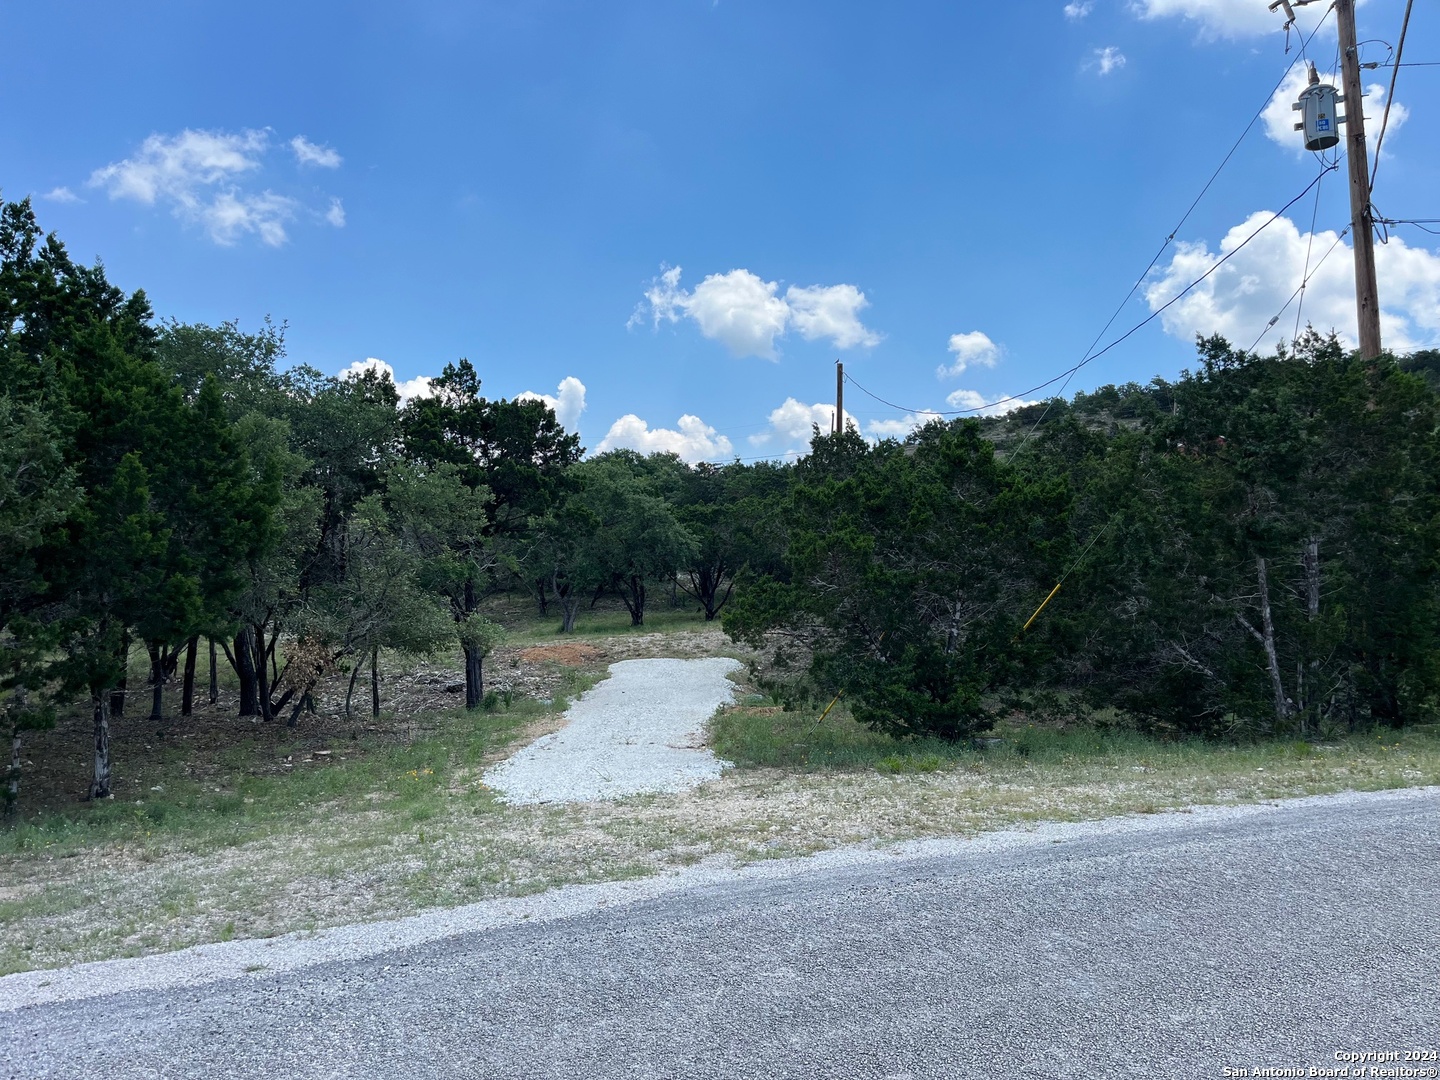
[479,595,717,645]
[710,700,1440,776]
[5,639,1438,976]
[0,696,554,862]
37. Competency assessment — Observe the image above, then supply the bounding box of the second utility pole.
[834,360,844,435]
[1336,0,1383,359]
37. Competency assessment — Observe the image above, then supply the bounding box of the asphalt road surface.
[4,789,1437,1079]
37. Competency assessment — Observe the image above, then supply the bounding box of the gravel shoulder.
[3,784,1435,1016]
[481,657,743,805]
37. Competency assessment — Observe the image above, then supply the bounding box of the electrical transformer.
[1292,78,1342,152]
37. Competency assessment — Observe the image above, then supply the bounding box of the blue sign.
[1317,118,1331,130]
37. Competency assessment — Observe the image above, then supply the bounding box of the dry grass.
[4,613,1438,975]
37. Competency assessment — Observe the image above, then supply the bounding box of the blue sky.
[5,0,1437,460]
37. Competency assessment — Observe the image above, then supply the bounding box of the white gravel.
[480,656,744,805]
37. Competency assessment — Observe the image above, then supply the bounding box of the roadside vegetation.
[5,195,1440,976]
[4,668,1437,975]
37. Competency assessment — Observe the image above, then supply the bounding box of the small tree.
[457,615,506,707]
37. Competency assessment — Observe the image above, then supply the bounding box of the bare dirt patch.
[518,643,606,665]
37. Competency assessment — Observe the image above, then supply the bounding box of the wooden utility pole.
[1336,0,1383,359]
[834,360,844,434]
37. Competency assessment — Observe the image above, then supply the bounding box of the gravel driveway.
[481,656,743,804]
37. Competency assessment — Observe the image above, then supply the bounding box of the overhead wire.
[845,7,1339,434]
[1292,163,1327,342]
[1370,0,1414,190]
[1247,225,1352,352]
[846,165,1339,419]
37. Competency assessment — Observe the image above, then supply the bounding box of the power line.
[1370,0,1413,190]
[1293,167,1327,342]
[1247,225,1352,352]
[844,13,1337,435]
[846,166,1339,419]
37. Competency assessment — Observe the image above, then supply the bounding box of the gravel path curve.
[481,656,743,804]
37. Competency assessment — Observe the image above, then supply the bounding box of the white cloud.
[939,331,1002,377]
[340,358,436,404]
[865,412,945,439]
[945,388,1041,416]
[686,270,791,359]
[1131,0,1334,39]
[1262,67,1406,153]
[785,284,882,348]
[749,398,839,447]
[517,376,587,430]
[41,186,82,204]
[1144,211,1440,352]
[90,128,269,204]
[1090,46,1127,75]
[86,127,343,247]
[202,190,298,247]
[596,414,734,463]
[630,264,881,359]
[1064,2,1094,20]
[291,136,343,168]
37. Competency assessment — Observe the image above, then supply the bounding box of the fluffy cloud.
[1131,0,1331,39]
[203,191,298,247]
[517,376,587,430]
[1262,66,1405,154]
[631,265,881,359]
[1090,46,1127,75]
[786,284,882,348]
[291,136,342,168]
[749,398,839,446]
[596,414,733,463]
[865,412,945,439]
[939,331,1001,377]
[944,389,1041,416]
[1144,211,1440,353]
[87,127,344,247]
[42,186,82,204]
[1064,2,1093,20]
[339,358,436,404]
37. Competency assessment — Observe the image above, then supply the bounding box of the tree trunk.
[6,725,20,813]
[208,638,219,705]
[147,644,167,724]
[627,575,646,626]
[181,636,199,717]
[5,683,25,812]
[233,629,259,717]
[345,661,362,717]
[534,577,550,617]
[89,693,113,800]
[1255,556,1292,729]
[255,624,274,722]
[111,632,130,717]
[371,645,381,718]
[559,596,580,633]
[1303,537,1321,620]
[463,644,484,709]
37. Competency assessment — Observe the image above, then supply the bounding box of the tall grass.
[709,702,1439,775]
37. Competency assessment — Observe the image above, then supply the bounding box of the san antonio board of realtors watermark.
[1222,1050,1440,1078]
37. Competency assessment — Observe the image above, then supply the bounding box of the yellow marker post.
[1020,581,1063,634]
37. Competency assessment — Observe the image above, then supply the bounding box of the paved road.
[4,790,1437,1079]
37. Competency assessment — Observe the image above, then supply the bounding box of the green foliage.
[727,423,1068,741]
[1045,334,1440,736]
[457,614,506,658]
